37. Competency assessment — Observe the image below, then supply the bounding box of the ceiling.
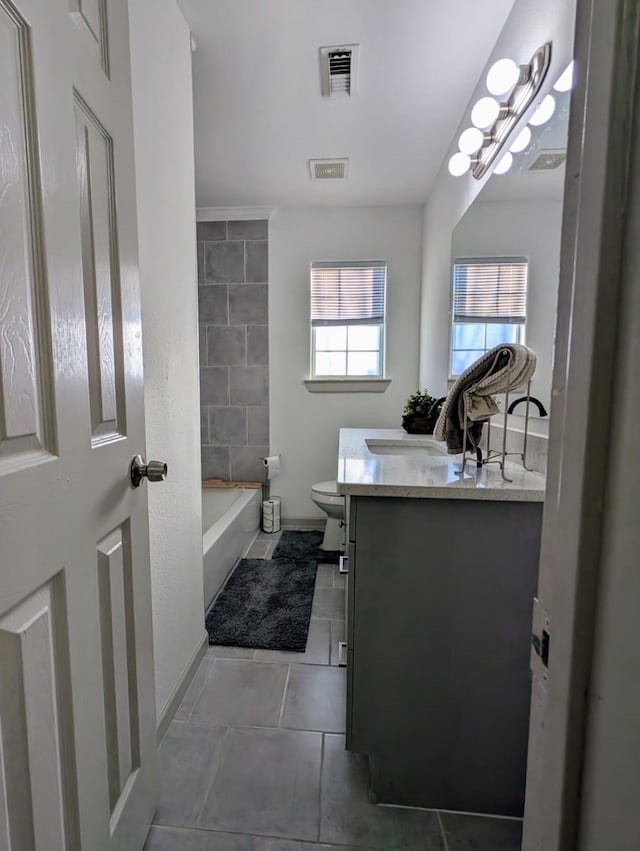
[180,0,515,208]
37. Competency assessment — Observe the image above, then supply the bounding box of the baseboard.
[156,629,208,745]
[282,516,325,529]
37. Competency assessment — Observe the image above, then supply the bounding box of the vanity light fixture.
[528,93,556,126]
[471,96,500,131]
[509,125,532,154]
[458,127,484,155]
[447,42,552,179]
[486,58,521,97]
[493,151,513,175]
[448,151,472,176]
[553,60,575,92]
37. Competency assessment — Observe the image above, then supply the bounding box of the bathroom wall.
[269,206,423,519]
[197,220,270,482]
[418,0,577,393]
[129,0,204,721]
[451,198,563,409]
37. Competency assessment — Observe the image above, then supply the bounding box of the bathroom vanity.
[337,428,545,818]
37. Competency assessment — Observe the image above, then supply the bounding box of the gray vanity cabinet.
[345,494,543,818]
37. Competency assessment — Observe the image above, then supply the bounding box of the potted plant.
[401,389,445,434]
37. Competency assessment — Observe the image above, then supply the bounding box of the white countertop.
[337,428,546,502]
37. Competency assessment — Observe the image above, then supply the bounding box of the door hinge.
[531,628,550,667]
[531,596,551,673]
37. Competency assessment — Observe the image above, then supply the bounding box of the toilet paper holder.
[260,454,281,501]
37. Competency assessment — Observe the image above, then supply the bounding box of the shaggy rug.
[271,529,341,565]
[205,531,342,651]
[205,557,317,651]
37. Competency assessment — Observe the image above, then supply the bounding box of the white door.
[0,0,157,849]
[522,0,637,847]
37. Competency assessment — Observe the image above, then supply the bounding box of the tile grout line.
[152,820,359,848]
[204,654,335,669]
[245,392,249,446]
[194,723,233,826]
[277,663,292,727]
[184,656,214,723]
[436,810,450,851]
[317,732,326,843]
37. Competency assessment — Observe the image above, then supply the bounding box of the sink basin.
[365,438,445,457]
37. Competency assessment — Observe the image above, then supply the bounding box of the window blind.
[311,261,386,326]
[453,257,528,324]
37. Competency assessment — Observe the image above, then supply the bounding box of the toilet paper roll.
[262,455,281,479]
[262,497,280,516]
[262,497,281,533]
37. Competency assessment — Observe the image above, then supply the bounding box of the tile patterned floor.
[145,531,523,851]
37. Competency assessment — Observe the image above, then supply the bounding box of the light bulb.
[509,126,532,154]
[471,97,500,131]
[493,151,513,175]
[458,127,484,155]
[529,94,556,127]
[553,60,575,92]
[486,58,520,97]
[448,152,471,177]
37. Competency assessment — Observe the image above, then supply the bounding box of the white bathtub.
[202,487,262,610]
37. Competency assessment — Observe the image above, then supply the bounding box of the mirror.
[449,82,572,433]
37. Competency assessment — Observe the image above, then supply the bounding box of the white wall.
[419,0,577,394]
[452,199,563,409]
[269,207,423,517]
[129,0,204,720]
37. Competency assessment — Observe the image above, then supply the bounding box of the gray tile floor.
[145,531,523,851]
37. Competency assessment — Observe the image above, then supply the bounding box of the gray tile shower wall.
[198,220,269,481]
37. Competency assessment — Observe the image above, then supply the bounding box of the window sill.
[304,378,392,394]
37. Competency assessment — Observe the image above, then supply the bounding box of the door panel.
[68,0,108,73]
[0,0,157,849]
[97,524,140,820]
[0,580,75,851]
[0,0,56,471]
[75,96,126,444]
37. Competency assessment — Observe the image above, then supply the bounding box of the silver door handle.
[130,455,168,487]
[339,555,349,574]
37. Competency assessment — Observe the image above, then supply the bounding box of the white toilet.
[310,481,346,551]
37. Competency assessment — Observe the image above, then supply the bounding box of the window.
[310,261,386,378]
[450,257,528,375]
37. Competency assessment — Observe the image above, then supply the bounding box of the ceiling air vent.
[309,159,350,180]
[319,44,359,97]
[528,150,567,171]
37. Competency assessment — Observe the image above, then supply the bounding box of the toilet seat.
[310,480,346,550]
[311,480,340,497]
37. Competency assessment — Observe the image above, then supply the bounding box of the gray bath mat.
[205,558,317,651]
[272,529,341,565]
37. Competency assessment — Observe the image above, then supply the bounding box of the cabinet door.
[350,495,542,814]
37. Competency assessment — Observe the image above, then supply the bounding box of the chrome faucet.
[507,396,548,417]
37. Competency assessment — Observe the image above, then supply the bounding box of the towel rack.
[457,349,535,482]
